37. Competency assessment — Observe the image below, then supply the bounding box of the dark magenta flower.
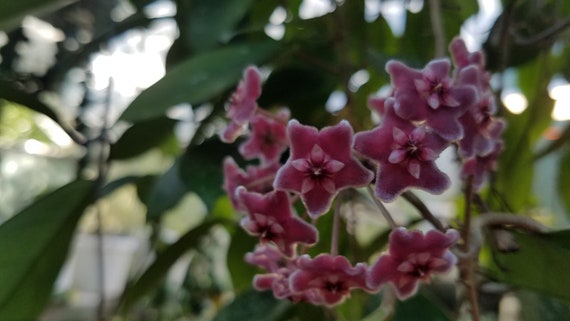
[461,126,504,191]
[367,228,459,300]
[289,254,371,307]
[451,42,505,159]
[449,37,486,71]
[354,99,451,201]
[222,157,279,211]
[237,187,318,257]
[221,66,262,143]
[387,59,477,141]
[239,112,289,164]
[274,120,374,217]
[459,106,505,159]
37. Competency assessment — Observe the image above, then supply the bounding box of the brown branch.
[512,16,570,46]
[401,191,446,232]
[428,0,446,58]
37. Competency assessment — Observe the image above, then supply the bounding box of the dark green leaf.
[288,302,329,321]
[258,65,336,127]
[226,226,258,292]
[490,230,570,302]
[393,290,453,321]
[110,116,178,160]
[484,1,559,70]
[120,42,281,123]
[212,289,291,321]
[180,0,256,52]
[100,175,155,199]
[120,219,224,310]
[145,159,188,221]
[0,79,59,122]
[0,180,94,320]
[180,138,239,210]
[518,290,570,321]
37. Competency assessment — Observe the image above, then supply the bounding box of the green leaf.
[180,0,257,52]
[119,42,281,123]
[100,175,154,198]
[0,0,73,30]
[393,291,453,321]
[495,57,555,211]
[110,116,178,160]
[257,65,336,127]
[180,138,239,210]
[0,79,59,122]
[226,226,258,292]
[120,219,224,310]
[212,289,291,321]
[0,180,94,320]
[490,230,570,302]
[518,290,570,321]
[145,159,188,221]
[558,148,570,214]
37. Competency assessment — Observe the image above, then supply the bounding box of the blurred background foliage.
[0,0,570,320]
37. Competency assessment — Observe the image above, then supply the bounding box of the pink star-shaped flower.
[273,120,374,217]
[387,59,477,141]
[239,113,289,164]
[289,254,371,307]
[354,98,451,202]
[221,66,262,143]
[222,157,279,211]
[245,245,314,302]
[367,228,459,300]
[237,187,318,257]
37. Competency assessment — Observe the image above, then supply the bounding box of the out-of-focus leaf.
[288,303,329,321]
[484,1,559,70]
[180,138,240,210]
[120,219,224,310]
[211,289,291,321]
[495,57,554,211]
[490,230,570,302]
[145,159,188,221]
[518,290,570,321]
[534,124,570,160]
[179,0,256,52]
[0,79,59,122]
[110,116,178,160]
[558,148,570,214]
[258,65,336,127]
[393,291,453,321]
[226,226,258,292]
[120,42,280,123]
[0,180,94,320]
[100,175,152,198]
[0,0,74,30]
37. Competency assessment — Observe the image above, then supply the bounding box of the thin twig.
[366,185,398,229]
[401,191,446,232]
[94,78,113,321]
[331,193,343,256]
[428,0,446,58]
[511,16,570,46]
[460,176,480,321]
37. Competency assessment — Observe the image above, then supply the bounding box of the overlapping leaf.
[0,180,94,320]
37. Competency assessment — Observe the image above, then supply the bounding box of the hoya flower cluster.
[220,37,504,307]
